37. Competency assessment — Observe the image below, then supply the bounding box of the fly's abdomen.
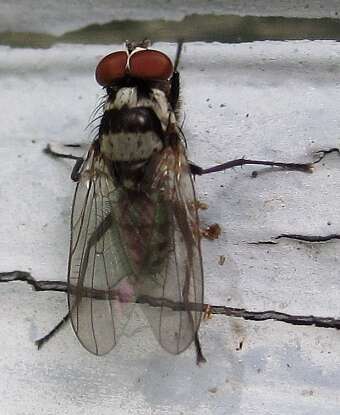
[141,199,170,275]
[117,192,170,276]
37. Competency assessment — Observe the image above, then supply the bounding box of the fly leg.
[34,143,85,347]
[169,40,183,109]
[44,142,87,159]
[190,157,313,176]
[44,143,85,181]
[35,214,113,350]
[35,312,71,349]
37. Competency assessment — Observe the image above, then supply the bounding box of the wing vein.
[172,220,183,354]
[103,252,116,345]
[90,184,99,355]
[75,181,95,331]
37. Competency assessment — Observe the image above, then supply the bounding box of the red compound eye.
[129,49,173,80]
[95,51,128,86]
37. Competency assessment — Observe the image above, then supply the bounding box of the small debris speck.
[196,201,208,210]
[302,389,314,397]
[201,223,221,240]
[236,340,244,351]
[218,255,226,266]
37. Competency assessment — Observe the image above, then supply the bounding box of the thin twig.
[0,270,67,291]
[313,147,340,163]
[250,234,340,244]
[1,270,340,330]
[35,312,70,349]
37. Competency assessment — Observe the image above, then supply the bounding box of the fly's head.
[95,41,180,162]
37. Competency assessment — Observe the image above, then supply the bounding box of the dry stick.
[2,270,340,330]
[247,148,340,244]
[275,234,340,242]
[36,312,71,349]
[313,147,340,163]
[250,234,340,245]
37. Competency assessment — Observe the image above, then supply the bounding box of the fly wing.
[137,143,204,354]
[68,147,136,355]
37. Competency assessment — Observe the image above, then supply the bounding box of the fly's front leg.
[44,142,86,160]
[44,143,85,182]
[190,157,313,176]
[70,158,84,182]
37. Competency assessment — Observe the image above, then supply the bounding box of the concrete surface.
[1,1,340,35]
[1,41,340,414]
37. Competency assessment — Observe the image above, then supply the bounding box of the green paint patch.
[1,14,340,48]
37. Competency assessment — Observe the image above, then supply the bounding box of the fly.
[44,40,205,362]
[40,40,312,363]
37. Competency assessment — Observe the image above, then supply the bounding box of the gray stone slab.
[1,41,340,414]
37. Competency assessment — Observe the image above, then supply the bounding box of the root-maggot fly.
[68,40,205,361]
[41,41,312,363]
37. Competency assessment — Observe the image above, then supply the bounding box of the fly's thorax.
[99,86,176,162]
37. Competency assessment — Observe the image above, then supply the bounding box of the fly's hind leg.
[35,143,85,348]
[190,157,313,176]
[35,214,113,350]
[35,311,71,349]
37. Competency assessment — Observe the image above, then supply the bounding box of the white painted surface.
[1,41,340,414]
[0,1,339,35]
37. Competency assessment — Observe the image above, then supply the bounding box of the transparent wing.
[137,143,204,354]
[68,147,136,355]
